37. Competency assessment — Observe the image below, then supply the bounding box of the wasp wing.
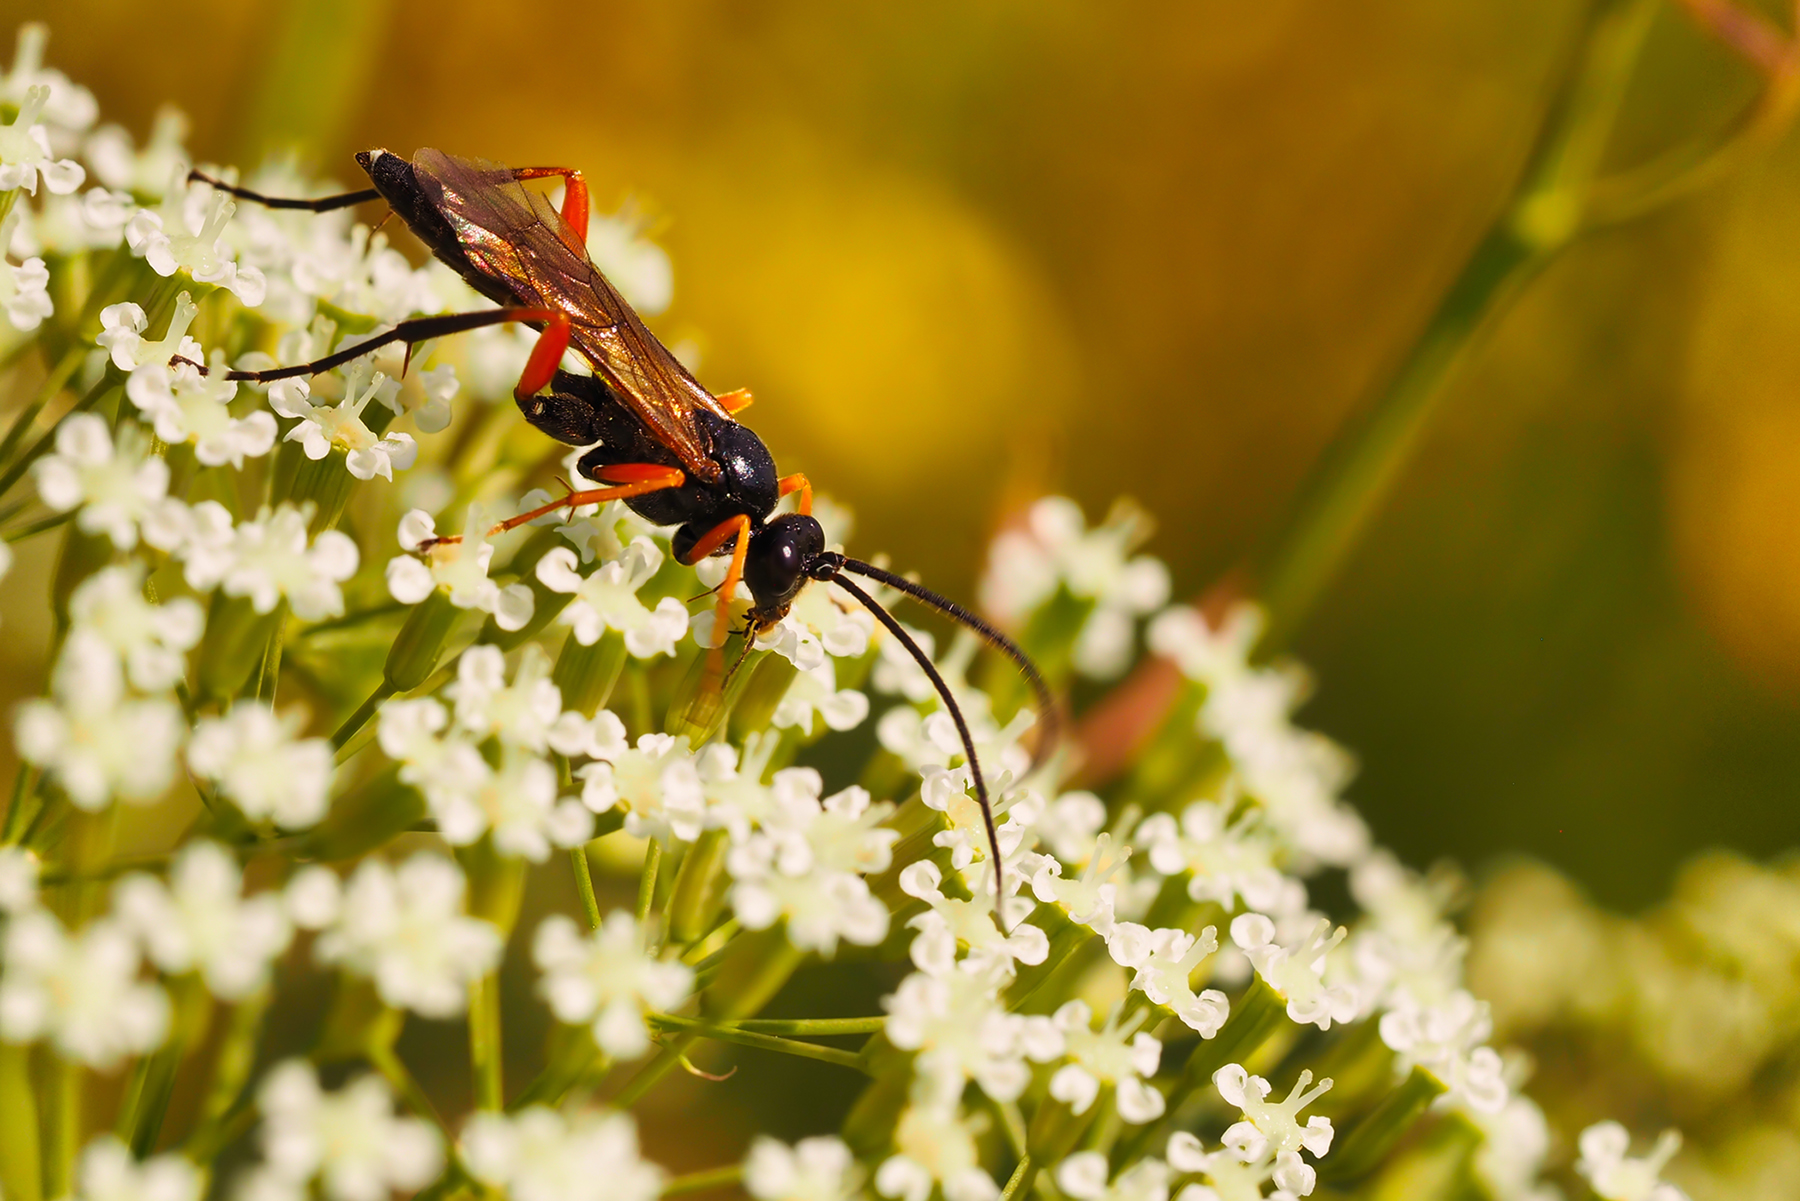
[410,148,729,481]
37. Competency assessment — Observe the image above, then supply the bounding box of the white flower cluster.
[979,496,1171,679]
[0,28,1701,1200]
[378,646,600,859]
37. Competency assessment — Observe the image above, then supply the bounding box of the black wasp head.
[744,514,827,627]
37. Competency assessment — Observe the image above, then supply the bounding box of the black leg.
[188,169,379,213]
[192,307,554,382]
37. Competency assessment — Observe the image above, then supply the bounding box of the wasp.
[192,149,1054,910]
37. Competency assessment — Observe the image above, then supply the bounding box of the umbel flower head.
[0,32,1709,1201]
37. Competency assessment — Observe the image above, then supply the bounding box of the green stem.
[0,1044,40,1201]
[0,370,120,502]
[40,1052,79,1201]
[1,765,36,845]
[646,1013,868,1072]
[2,511,72,543]
[726,1016,885,1036]
[1252,0,1664,651]
[661,1165,745,1197]
[332,680,396,749]
[0,344,83,470]
[997,1154,1033,1201]
[368,1043,450,1135]
[571,844,602,929]
[636,840,662,927]
[1319,1064,1449,1184]
[469,973,504,1110]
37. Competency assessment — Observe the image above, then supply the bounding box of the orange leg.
[716,387,755,415]
[490,464,685,535]
[778,473,813,516]
[421,465,685,548]
[679,513,754,698]
[515,313,573,400]
[512,167,591,247]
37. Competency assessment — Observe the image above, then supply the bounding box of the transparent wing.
[411,148,730,480]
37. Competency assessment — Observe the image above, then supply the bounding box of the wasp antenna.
[838,557,1059,770]
[825,571,1009,930]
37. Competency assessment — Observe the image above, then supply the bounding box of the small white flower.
[579,726,706,832]
[537,539,687,657]
[1047,1000,1165,1123]
[114,841,292,1000]
[1213,1064,1334,1171]
[68,1135,202,1201]
[781,582,877,660]
[445,643,600,756]
[14,630,184,810]
[66,562,204,692]
[1466,1094,1555,1201]
[1230,914,1358,1030]
[461,1106,663,1201]
[271,365,417,481]
[187,703,335,829]
[386,505,533,631]
[181,503,359,621]
[1,25,99,132]
[899,859,1046,980]
[533,911,693,1060]
[0,84,85,194]
[1055,1154,1169,1201]
[1136,798,1301,916]
[1377,990,1507,1114]
[311,854,503,1018]
[882,966,1051,1102]
[0,206,52,330]
[0,846,39,913]
[0,908,168,1067]
[745,1135,864,1201]
[876,1067,999,1201]
[126,169,265,305]
[127,355,275,468]
[1575,1122,1688,1201]
[728,782,899,955]
[1164,1132,1295,1201]
[772,659,870,736]
[978,497,1169,680]
[85,107,187,196]
[1113,925,1231,1038]
[254,1059,443,1201]
[437,743,593,860]
[359,340,459,432]
[1032,790,1108,866]
[32,415,170,550]
[97,291,203,372]
[1146,603,1262,692]
[1030,832,1133,937]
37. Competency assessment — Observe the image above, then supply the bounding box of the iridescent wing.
[410,147,730,481]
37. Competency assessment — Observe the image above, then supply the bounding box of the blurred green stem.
[1254,0,1792,650]
[646,1014,867,1071]
[661,1165,745,1197]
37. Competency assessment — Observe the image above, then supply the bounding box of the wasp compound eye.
[745,514,825,611]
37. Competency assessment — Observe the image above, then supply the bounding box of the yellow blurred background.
[5,0,1800,915]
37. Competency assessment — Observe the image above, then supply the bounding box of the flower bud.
[384,589,460,693]
[553,629,628,717]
